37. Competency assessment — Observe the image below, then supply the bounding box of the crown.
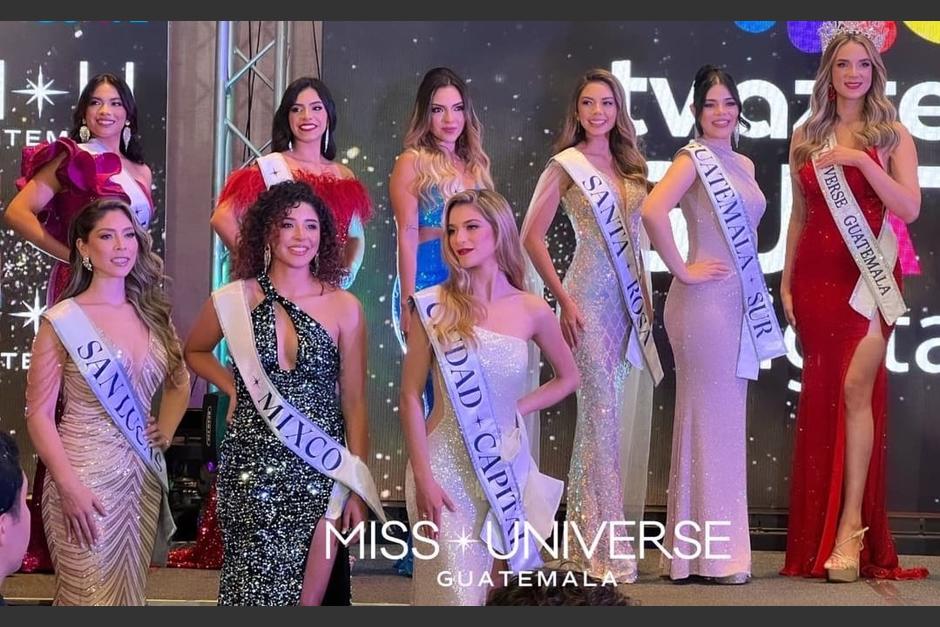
[818,21,888,52]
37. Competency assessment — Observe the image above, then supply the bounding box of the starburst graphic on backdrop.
[449,527,480,554]
[11,290,47,335]
[13,67,69,118]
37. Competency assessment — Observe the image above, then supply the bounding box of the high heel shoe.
[824,526,869,583]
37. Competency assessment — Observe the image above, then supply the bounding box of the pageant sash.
[682,140,787,380]
[79,139,152,227]
[45,299,168,492]
[257,152,294,189]
[213,280,387,523]
[813,136,906,325]
[413,287,544,572]
[552,148,664,385]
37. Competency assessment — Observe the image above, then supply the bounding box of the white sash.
[45,299,168,492]
[813,136,906,325]
[553,148,663,385]
[257,152,294,189]
[413,287,559,572]
[212,280,387,523]
[79,139,152,227]
[682,141,787,380]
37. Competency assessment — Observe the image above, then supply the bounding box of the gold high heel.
[824,526,869,583]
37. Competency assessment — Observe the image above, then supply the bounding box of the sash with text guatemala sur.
[682,140,786,379]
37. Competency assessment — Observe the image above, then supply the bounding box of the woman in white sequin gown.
[641,66,764,583]
[522,69,654,584]
[401,190,579,606]
[25,199,189,605]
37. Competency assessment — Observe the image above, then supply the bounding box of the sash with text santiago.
[682,140,786,379]
[812,135,906,325]
[45,299,168,492]
[413,286,543,571]
[212,280,387,522]
[552,148,663,385]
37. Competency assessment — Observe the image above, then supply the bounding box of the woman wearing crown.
[780,21,928,582]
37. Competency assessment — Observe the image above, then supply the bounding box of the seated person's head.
[486,569,638,606]
[0,433,30,581]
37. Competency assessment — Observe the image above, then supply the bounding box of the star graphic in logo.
[11,290,47,335]
[449,527,479,554]
[13,67,69,118]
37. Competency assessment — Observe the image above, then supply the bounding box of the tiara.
[818,21,888,52]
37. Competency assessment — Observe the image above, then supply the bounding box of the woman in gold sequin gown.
[522,69,654,584]
[402,190,578,606]
[25,199,189,605]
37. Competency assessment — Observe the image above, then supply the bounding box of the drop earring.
[122,122,132,148]
[82,255,93,272]
[79,122,91,142]
[263,245,272,273]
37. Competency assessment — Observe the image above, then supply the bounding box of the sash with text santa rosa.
[552,148,663,385]
[45,299,168,492]
[682,140,787,379]
[413,286,543,571]
[812,135,906,325]
[212,280,387,522]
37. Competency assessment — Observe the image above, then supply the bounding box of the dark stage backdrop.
[323,21,939,516]
[0,21,169,485]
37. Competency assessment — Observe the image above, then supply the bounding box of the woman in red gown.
[780,23,927,582]
[4,73,154,573]
[168,77,371,577]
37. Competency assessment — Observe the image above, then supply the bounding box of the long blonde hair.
[793,33,900,166]
[431,190,526,347]
[60,199,185,382]
[403,67,494,202]
[554,68,648,188]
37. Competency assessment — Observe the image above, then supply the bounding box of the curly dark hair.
[232,180,346,287]
[486,570,639,606]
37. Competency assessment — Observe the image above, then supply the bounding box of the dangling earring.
[122,122,132,148]
[263,245,272,273]
[79,122,91,143]
[82,255,93,272]
[733,124,740,146]
[322,126,330,154]
[312,253,320,275]
[827,83,836,102]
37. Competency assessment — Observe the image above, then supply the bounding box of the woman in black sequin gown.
[185,181,371,605]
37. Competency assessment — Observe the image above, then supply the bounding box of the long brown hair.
[403,67,494,201]
[60,199,184,380]
[554,68,648,187]
[793,33,899,166]
[432,190,526,347]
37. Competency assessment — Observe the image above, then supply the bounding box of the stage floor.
[2,551,937,606]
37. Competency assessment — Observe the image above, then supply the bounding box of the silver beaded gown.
[525,157,654,584]
[217,274,349,605]
[405,326,557,606]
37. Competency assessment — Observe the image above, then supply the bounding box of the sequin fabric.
[558,163,648,584]
[405,327,531,606]
[661,138,765,580]
[217,274,346,606]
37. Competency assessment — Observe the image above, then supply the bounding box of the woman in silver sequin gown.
[522,69,654,584]
[185,182,371,605]
[401,190,578,606]
[641,67,765,583]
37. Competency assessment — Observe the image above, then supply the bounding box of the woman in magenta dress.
[4,72,154,573]
[781,23,928,582]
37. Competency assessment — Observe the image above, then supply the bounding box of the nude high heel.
[824,526,869,583]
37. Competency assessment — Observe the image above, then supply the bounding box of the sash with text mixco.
[553,148,663,385]
[45,299,168,492]
[813,135,906,325]
[683,140,787,379]
[413,286,544,571]
[213,280,387,522]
